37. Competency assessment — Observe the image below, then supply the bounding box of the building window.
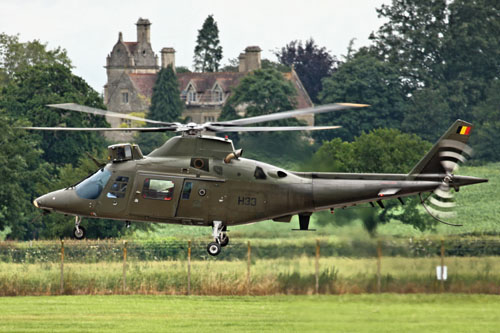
[212,85,224,102]
[121,91,129,104]
[204,116,215,123]
[188,90,197,102]
[185,84,197,103]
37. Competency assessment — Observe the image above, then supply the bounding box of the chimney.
[243,46,261,72]
[161,48,176,70]
[238,53,246,72]
[136,18,151,44]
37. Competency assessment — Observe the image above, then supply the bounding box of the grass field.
[0,294,499,332]
[2,256,499,296]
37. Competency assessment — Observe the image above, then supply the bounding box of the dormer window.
[185,83,197,103]
[212,83,224,102]
[121,90,129,104]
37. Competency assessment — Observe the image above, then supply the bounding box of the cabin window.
[181,182,193,199]
[142,179,175,201]
[107,176,129,199]
[75,169,112,200]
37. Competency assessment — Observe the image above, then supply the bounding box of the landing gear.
[207,242,221,256]
[206,221,229,256]
[219,232,229,247]
[73,216,86,240]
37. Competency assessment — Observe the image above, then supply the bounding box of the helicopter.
[25,103,487,256]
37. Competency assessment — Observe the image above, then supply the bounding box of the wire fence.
[0,237,499,296]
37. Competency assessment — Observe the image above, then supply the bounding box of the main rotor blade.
[47,103,175,126]
[206,125,342,132]
[19,126,177,132]
[212,103,368,126]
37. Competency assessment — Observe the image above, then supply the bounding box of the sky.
[0,0,388,93]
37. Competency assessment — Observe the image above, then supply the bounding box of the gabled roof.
[177,72,245,93]
[129,73,156,97]
[125,70,313,109]
[123,42,138,55]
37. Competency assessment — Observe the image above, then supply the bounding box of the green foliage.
[275,38,336,102]
[222,68,296,118]
[469,81,500,161]
[220,68,314,167]
[0,63,108,166]
[138,66,182,155]
[305,129,433,233]
[193,15,223,72]
[363,0,500,160]
[317,48,407,142]
[220,57,239,72]
[175,66,191,73]
[0,112,48,237]
[149,65,183,123]
[261,59,290,73]
[0,33,71,88]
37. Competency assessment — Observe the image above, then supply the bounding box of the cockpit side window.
[142,178,175,201]
[75,169,112,200]
[107,176,129,199]
[254,166,267,180]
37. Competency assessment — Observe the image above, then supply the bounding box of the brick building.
[104,18,313,140]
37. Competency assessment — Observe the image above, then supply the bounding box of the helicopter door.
[130,174,182,220]
[175,179,227,223]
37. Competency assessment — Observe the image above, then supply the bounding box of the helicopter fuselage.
[34,135,486,228]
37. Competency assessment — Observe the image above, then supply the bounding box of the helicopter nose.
[34,190,71,212]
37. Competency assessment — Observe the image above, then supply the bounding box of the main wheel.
[219,233,229,247]
[73,226,86,240]
[207,242,221,256]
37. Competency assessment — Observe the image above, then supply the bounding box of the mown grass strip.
[0,294,499,332]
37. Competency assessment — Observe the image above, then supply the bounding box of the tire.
[219,234,229,247]
[207,242,221,256]
[73,226,86,240]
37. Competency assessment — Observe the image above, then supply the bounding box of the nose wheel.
[73,216,86,240]
[207,221,229,256]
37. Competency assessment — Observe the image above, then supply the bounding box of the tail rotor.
[420,139,473,225]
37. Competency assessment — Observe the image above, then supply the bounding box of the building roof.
[127,70,313,109]
[129,73,156,97]
[123,42,138,55]
[177,72,245,93]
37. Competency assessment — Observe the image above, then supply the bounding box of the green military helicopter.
[26,103,487,256]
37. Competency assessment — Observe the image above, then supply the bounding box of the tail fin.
[409,120,473,175]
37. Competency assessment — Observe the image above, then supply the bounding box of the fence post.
[315,239,320,294]
[122,240,127,293]
[377,240,382,293]
[247,241,251,295]
[60,239,64,294]
[440,238,445,293]
[187,240,191,296]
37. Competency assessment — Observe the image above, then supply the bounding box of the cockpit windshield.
[75,168,112,200]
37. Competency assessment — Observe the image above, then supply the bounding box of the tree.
[0,33,71,87]
[193,15,223,72]
[470,80,500,161]
[0,111,49,239]
[220,68,313,167]
[275,39,336,103]
[149,65,183,123]
[0,63,108,166]
[134,65,183,155]
[317,48,407,142]
[306,129,434,234]
[369,0,500,140]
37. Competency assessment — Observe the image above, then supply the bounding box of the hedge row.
[1,236,500,263]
